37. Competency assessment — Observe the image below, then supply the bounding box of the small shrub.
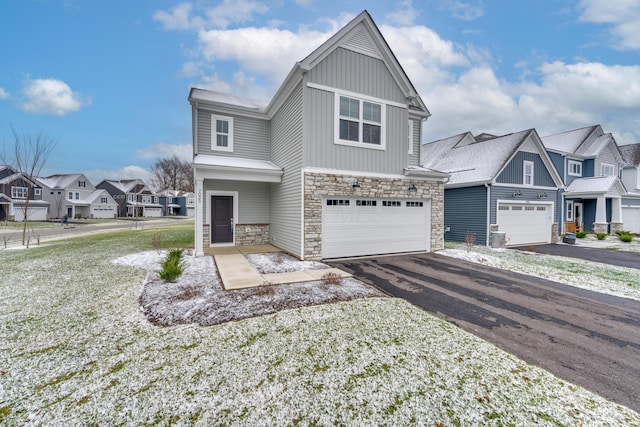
[159,249,184,283]
[575,231,588,238]
[595,232,608,241]
[617,231,633,243]
[321,271,342,286]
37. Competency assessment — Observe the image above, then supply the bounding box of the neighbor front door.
[211,196,233,243]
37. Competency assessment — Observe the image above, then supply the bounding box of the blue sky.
[1,0,639,184]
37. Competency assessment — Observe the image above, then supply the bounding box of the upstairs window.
[75,192,80,200]
[523,161,534,186]
[127,194,134,202]
[211,114,233,152]
[79,181,86,188]
[568,160,582,176]
[68,191,73,200]
[34,188,42,196]
[601,163,615,177]
[336,94,385,149]
[101,196,108,204]
[12,186,27,199]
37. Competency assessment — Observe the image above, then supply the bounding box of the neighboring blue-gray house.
[190,10,448,259]
[620,143,640,233]
[158,189,191,216]
[96,179,163,218]
[0,165,49,221]
[541,125,626,234]
[421,129,564,246]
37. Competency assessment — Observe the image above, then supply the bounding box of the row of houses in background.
[0,168,195,221]
[191,10,640,260]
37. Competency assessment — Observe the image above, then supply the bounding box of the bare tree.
[1,127,56,246]
[150,155,193,192]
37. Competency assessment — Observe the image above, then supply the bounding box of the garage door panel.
[322,198,430,259]
[498,202,553,246]
[622,207,640,233]
[14,207,47,222]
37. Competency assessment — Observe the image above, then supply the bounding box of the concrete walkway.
[210,245,352,290]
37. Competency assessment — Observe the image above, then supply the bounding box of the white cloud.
[153,2,197,31]
[19,78,89,116]
[205,0,268,29]
[0,87,9,100]
[135,143,192,161]
[84,165,153,187]
[437,0,485,21]
[578,0,640,49]
[386,0,420,26]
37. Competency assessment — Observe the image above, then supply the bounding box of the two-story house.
[541,125,626,234]
[421,129,564,246]
[96,179,162,217]
[37,174,118,219]
[620,143,640,233]
[0,165,49,221]
[157,189,190,216]
[190,11,448,260]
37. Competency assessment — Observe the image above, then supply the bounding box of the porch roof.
[565,176,626,197]
[194,154,283,183]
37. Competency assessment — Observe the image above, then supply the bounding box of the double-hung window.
[11,186,27,199]
[337,94,385,149]
[101,196,108,204]
[523,161,534,186]
[601,163,615,177]
[568,160,582,176]
[211,114,233,152]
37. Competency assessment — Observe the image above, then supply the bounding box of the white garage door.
[144,207,162,217]
[92,207,116,219]
[622,206,640,233]
[13,206,47,222]
[498,202,553,246]
[322,198,430,259]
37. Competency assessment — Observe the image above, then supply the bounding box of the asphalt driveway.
[514,243,639,269]
[330,252,640,412]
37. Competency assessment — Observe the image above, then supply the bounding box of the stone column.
[195,178,204,256]
[593,195,608,234]
[610,197,623,234]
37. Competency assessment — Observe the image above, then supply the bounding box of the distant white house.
[96,179,162,217]
[37,174,118,219]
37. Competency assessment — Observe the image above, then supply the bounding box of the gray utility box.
[563,233,576,244]
[490,231,506,249]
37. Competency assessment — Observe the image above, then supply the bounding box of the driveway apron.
[330,252,640,413]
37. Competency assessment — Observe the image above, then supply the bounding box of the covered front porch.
[563,176,626,234]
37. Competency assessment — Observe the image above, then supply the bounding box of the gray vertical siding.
[308,48,406,103]
[270,83,303,257]
[496,151,556,187]
[203,180,270,223]
[196,109,271,160]
[444,186,487,244]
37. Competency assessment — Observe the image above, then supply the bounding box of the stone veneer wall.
[551,223,558,243]
[609,222,623,234]
[202,224,209,248]
[303,172,445,261]
[235,224,270,245]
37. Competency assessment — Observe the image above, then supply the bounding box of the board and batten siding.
[304,86,410,174]
[496,151,556,187]
[307,47,406,104]
[196,108,271,160]
[444,186,487,244]
[490,186,560,225]
[203,180,270,224]
[270,83,303,257]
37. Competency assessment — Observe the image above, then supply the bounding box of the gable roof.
[189,10,429,118]
[620,143,640,167]
[100,179,150,193]
[541,125,600,154]
[422,129,562,187]
[37,174,85,190]
[565,175,626,196]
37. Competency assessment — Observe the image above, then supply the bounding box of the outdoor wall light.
[352,180,361,189]
[512,190,522,197]
[408,184,417,191]
[538,192,548,198]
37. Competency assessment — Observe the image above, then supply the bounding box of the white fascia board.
[492,183,561,191]
[194,165,282,183]
[445,180,491,189]
[304,167,442,181]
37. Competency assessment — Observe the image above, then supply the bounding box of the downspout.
[485,183,491,246]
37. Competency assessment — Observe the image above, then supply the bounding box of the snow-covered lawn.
[1,225,639,425]
[440,242,640,301]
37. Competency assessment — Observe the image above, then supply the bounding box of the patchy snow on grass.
[124,251,384,326]
[441,243,640,301]
[1,227,639,425]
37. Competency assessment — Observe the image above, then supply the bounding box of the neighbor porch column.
[593,195,608,234]
[195,178,204,256]
[610,197,623,234]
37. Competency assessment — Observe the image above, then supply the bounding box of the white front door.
[497,202,553,245]
[322,198,430,259]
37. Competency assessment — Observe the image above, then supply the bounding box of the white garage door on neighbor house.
[622,206,640,234]
[322,198,431,259]
[497,202,553,246]
[13,206,47,222]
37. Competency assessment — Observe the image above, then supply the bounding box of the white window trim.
[34,188,42,196]
[523,160,534,186]
[11,186,28,199]
[408,120,414,155]
[568,160,582,176]
[68,191,73,200]
[211,114,234,153]
[205,190,238,247]
[636,167,640,189]
[333,92,387,151]
[600,163,615,177]
[566,200,574,221]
